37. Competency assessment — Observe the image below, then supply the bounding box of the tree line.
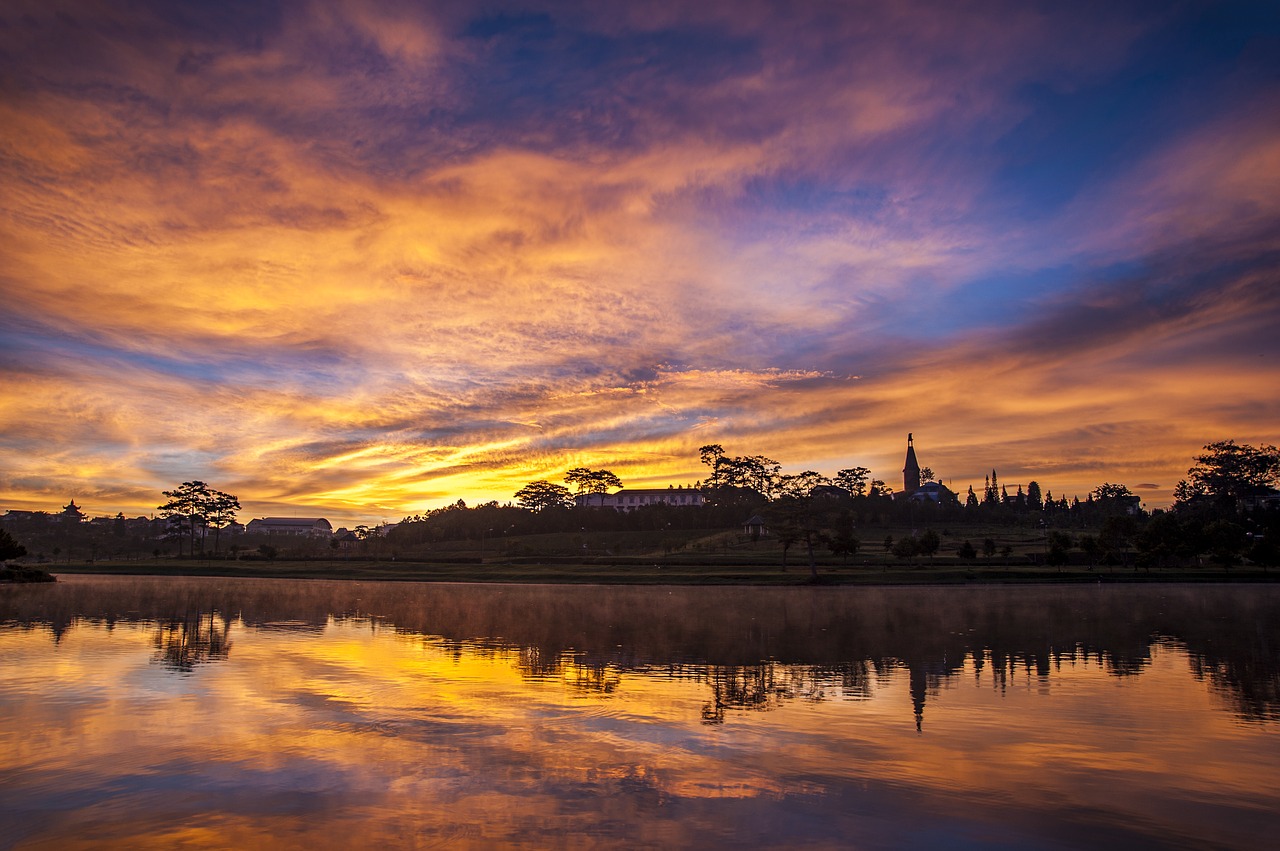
[492,439,1280,573]
[3,440,1275,568]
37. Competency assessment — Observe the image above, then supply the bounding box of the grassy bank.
[38,557,1278,585]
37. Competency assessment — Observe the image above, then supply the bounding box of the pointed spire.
[903,433,921,494]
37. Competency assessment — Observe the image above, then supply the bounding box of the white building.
[574,486,704,511]
[246,517,333,537]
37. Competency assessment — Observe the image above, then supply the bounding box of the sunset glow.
[2,1,1278,523]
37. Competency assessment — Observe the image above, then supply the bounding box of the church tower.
[903,433,921,494]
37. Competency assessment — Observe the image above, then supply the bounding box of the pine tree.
[1027,481,1043,511]
[982,474,997,506]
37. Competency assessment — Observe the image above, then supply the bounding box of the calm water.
[1,577,1278,849]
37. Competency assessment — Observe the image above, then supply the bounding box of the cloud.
[1,1,1277,521]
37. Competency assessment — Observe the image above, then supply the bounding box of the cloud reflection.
[2,578,1279,846]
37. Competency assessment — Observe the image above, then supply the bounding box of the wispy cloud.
[1,1,1277,521]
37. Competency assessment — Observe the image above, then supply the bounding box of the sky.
[2,0,1279,525]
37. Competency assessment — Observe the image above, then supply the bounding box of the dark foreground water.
[1,576,1278,849]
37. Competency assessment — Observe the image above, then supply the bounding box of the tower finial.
[908,432,913,445]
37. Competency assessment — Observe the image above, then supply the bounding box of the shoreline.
[22,559,1279,586]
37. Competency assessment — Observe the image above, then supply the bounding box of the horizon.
[2,2,1278,526]
[0,434,1179,529]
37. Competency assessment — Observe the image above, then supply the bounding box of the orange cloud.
[1,1,1277,522]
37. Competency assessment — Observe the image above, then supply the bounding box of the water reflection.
[6,577,1275,726]
[151,612,233,672]
[1,577,1278,848]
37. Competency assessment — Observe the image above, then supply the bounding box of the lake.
[1,576,1278,849]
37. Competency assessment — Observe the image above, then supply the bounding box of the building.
[908,481,959,505]
[810,484,849,500]
[245,517,333,537]
[573,485,704,511]
[897,434,959,504]
[902,433,921,494]
[1242,489,1280,511]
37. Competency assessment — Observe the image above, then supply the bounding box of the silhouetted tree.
[1078,534,1101,569]
[0,527,27,560]
[1204,520,1247,570]
[828,530,860,564]
[699,446,781,501]
[1027,480,1043,512]
[767,476,834,579]
[892,535,919,563]
[565,468,622,506]
[206,490,241,555]
[834,466,870,497]
[159,481,212,557]
[1175,440,1280,511]
[777,470,830,498]
[1046,532,1073,570]
[698,445,726,487]
[1093,483,1133,500]
[1100,515,1137,569]
[917,529,940,562]
[982,473,998,507]
[514,481,574,513]
[775,524,801,571]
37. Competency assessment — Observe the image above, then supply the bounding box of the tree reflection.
[1190,648,1280,722]
[700,661,880,724]
[571,662,621,695]
[152,611,233,672]
[4,578,1279,725]
[701,665,782,723]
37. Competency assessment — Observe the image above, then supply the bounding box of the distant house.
[246,517,333,537]
[810,485,849,500]
[1242,489,1280,510]
[742,514,769,538]
[908,481,959,505]
[1118,495,1144,515]
[1,510,49,523]
[574,485,704,511]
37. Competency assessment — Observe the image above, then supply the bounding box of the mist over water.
[2,576,1278,848]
